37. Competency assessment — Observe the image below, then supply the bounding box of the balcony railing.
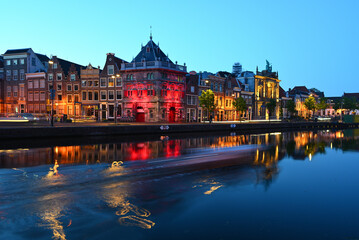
[121,61,187,72]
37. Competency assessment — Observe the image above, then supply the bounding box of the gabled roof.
[133,37,173,64]
[35,53,49,63]
[289,86,310,95]
[114,56,128,69]
[279,86,286,98]
[4,48,31,55]
[57,57,84,75]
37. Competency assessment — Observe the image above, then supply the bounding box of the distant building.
[232,62,242,76]
[2,48,49,113]
[288,86,311,117]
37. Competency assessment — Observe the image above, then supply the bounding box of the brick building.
[0,56,4,114]
[121,36,187,122]
[2,48,49,114]
[99,53,127,121]
[47,56,84,118]
[80,64,101,120]
[25,72,47,115]
[185,72,199,122]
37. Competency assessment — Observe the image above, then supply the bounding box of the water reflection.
[1,129,359,239]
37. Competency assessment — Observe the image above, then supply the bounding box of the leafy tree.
[304,96,317,118]
[343,97,357,111]
[316,98,328,115]
[199,89,216,122]
[286,100,297,117]
[333,99,342,111]
[266,99,277,120]
[232,97,247,121]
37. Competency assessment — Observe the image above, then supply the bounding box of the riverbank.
[1,121,358,140]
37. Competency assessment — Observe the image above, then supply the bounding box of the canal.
[1,129,359,239]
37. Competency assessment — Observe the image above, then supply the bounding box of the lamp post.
[48,60,54,127]
[112,74,120,124]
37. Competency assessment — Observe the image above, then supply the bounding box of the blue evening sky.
[1,0,358,96]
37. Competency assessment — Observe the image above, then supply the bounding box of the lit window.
[67,95,72,103]
[108,78,114,87]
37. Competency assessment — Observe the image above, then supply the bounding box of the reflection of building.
[121,35,187,122]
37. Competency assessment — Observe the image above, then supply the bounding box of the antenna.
[150,26,152,40]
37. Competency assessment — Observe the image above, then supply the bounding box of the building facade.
[80,64,101,120]
[2,48,49,114]
[121,36,187,122]
[25,72,47,115]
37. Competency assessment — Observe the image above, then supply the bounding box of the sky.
[1,0,358,96]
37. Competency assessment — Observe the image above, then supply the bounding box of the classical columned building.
[121,36,187,122]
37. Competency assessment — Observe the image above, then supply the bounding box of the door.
[169,107,176,123]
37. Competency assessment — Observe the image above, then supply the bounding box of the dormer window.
[146,47,150,53]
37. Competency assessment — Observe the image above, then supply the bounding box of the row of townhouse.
[0,37,284,122]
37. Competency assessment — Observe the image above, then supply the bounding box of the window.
[149,109,154,118]
[34,92,39,101]
[70,74,75,81]
[82,80,86,87]
[67,95,72,103]
[28,92,33,101]
[57,84,62,91]
[20,85,24,98]
[13,70,18,80]
[219,84,223,92]
[74,85,79,91]
[58,94,62,101]
[191,86,194,93]
[74,94,79,102]
[94,91,99,101]
[100,78,106,87]
[34,80,39,88]
[108,78,114,87]
[40,80,45,88]
[13,59,18,65]
[67,85,72,91]
[82,92,86,101]
[228,81,231,88]
[20,59,25,65]
[28,81,33,89]
[6,60,11,65]
[53,63,57,69]
[87,81,93,87]
[31,57,36,66]
[94,80,99,87]
[108,90,114,100]
[41,104,46,111]
[6,70,11,78]
[40,92,45,101]
[101,91,106,100]
[107,65,114,75]
[7,87,11,97]
[28,104,33,112]
[116,90,122,100]
[20,69,25,80]
[88,91,93,100]
[49,84,53,90]
[57,73,62,80]
[48,74,53,81]
[146,47,150,53]
[127,74,133,80]
[116,78,121,87]
[34,104,39,112]
[13,86,18,97]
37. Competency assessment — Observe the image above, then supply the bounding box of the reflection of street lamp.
[112,74,120,124]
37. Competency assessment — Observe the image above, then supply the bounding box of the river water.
[1,129,359,240]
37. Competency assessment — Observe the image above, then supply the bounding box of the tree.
[304,96,317,118]
[286,100,297,117]
[316,98,328,115]
[333,99,342,111]
[343,96,357,112]
[199,89,216,123]
[266,99,277,120]
[232,97,247,121]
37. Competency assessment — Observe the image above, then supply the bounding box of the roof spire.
[150,26,152,40]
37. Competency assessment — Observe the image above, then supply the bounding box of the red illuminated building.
[120,35,187,122]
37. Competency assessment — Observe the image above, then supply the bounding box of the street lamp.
[112,74,120,124]
[48,59,55,127]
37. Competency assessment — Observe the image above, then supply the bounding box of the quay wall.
[0,122,359,140]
